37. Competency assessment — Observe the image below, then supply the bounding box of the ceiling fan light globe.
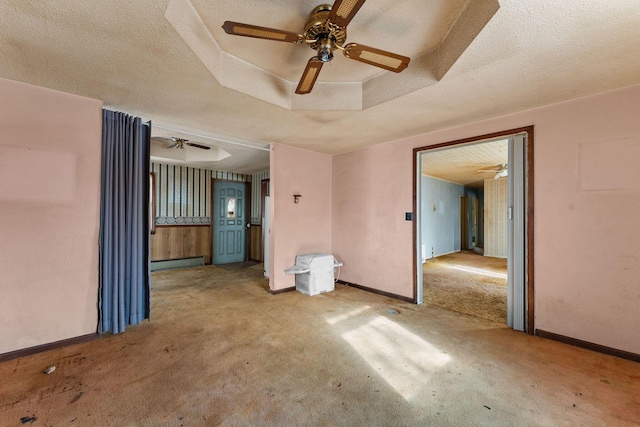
[318,47,334,62]
[316,34,336,62]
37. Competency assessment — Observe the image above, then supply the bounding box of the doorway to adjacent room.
[414,127,534,332]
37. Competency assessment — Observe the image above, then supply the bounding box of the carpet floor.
[216,260,262,271]
[423,251,507,324]
[1,265,639,426]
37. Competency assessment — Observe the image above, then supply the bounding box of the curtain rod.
[144,123,272,152]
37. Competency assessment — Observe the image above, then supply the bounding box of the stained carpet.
[1,265,639,426]
[423,250,507,323]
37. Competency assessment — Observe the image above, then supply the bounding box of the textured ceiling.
[1,1,639,174]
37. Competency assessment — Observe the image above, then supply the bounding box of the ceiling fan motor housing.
[304,4,346,62]
[171,137,188,149]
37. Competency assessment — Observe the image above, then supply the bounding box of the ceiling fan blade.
[343,43,410,73]
[152,137,176,147]
[494,171,508,179]
[222,21,301,43]
[295,58,324,95]
[186,142,211,150]
[328,0,367,27]
[478,163,507,172]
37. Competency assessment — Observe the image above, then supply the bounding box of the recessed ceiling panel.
[195,0,468,83]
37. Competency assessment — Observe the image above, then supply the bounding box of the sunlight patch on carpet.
[448,265,507,279]
[341,316,450,400]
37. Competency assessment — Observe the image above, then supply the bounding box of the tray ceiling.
[1,1,639,172]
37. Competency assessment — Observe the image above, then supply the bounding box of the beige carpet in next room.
[1,265,639,426]
[424,250,508,324]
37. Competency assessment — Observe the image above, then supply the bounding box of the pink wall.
[4,77,636,356]
[332,84,640,354]
[332,143,415,297]
[0,78,102,354]
[269,144,332,291]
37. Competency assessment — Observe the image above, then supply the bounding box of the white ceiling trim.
[152,124,272,152]
[364,0,500,109]
[166,0,499,111]
[150,140,232,163]
[147,123,271,174]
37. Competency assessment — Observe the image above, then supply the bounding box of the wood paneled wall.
[250,224,263,262]
[151,225,212,264]
[484,177,508,258]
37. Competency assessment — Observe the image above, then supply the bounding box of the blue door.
[212,181,247,264]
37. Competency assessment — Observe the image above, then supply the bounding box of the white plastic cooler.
[284,253,343,296]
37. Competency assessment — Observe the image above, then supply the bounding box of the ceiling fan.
[151,137,232,162]
[222,1,411,95]
[477,163,508,179]
[154,137,211,151]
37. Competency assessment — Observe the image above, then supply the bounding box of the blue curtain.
[99,110,150,334]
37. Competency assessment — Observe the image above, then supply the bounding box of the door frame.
[413,126,535,334]
[460,195,469,250]
[472,197,479,248]
[259,179,270,263]
[210,178,251,264]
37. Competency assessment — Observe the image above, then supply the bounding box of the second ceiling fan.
[154,137,211,151]
[222,0,411,95]
[477,163,508,179]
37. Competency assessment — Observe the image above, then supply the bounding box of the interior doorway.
[261,179,270,278]
[413,127,534,333]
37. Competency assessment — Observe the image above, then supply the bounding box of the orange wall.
[0,78,102,354]
[331,84,640,354]
[269,143,332,291]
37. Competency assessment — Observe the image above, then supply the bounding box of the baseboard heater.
[151,256,205,271]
